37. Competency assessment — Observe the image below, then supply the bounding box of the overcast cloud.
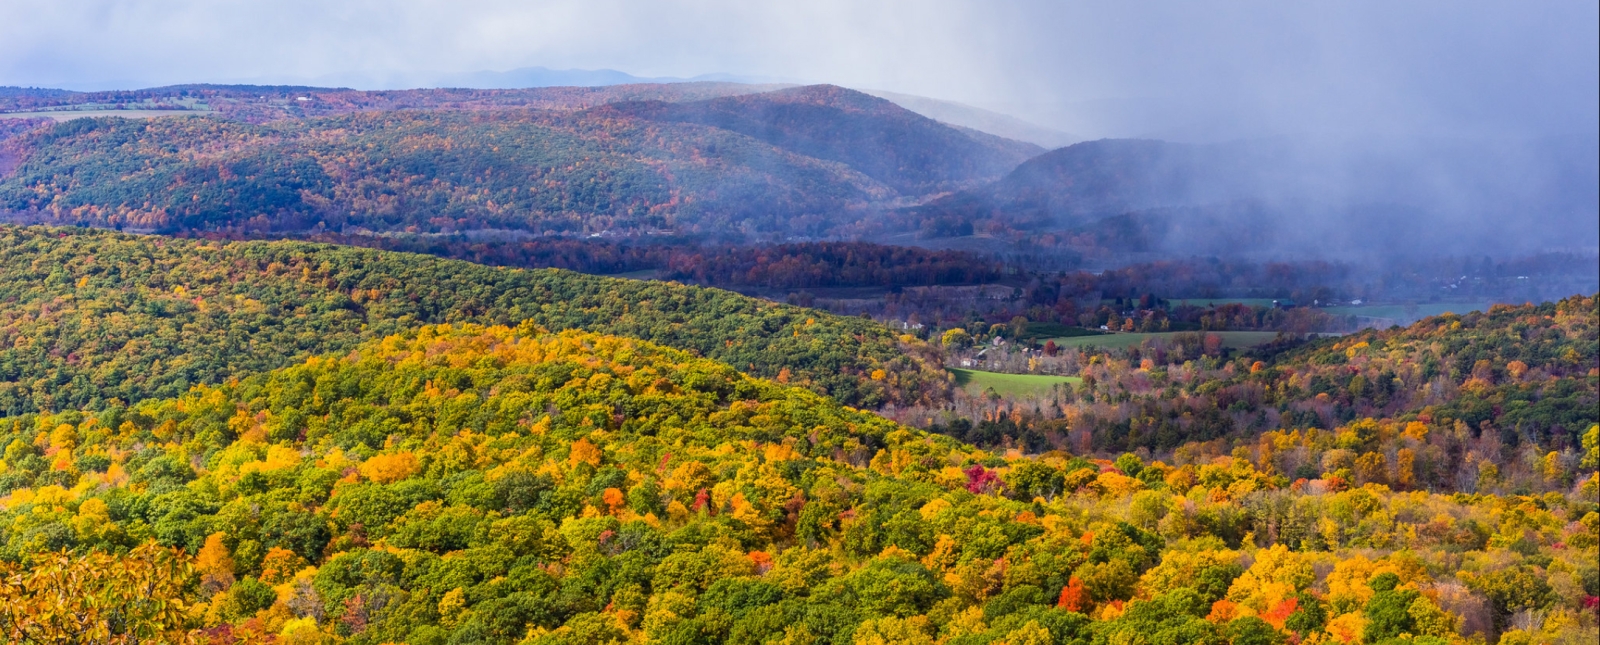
[2,1,1595,139]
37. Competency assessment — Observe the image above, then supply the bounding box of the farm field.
[1047,330,1281,349]
[949,367,1080,396]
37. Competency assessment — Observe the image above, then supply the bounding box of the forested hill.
[1260,296,1598,446]
[904,136,1599,258]
[0,226,948,414]
[599,85,1043,195]
[913,139,1254,230]
[3,324,1596,644]
[0,108,891,236]
[0,85,1046,238]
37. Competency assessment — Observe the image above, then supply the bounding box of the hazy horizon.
[3,1,1595,141]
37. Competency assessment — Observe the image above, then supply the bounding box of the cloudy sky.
[3,1,1595,139]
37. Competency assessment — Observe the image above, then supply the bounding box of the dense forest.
[0,85,1044,239]
[1,322,1595,644]
[0,227,948,414]
[0,76,1594,644]
[0,108,894,236]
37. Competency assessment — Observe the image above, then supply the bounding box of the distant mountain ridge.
[906,135,1600,258]
[0,85,1040,238]
[600,85,1042,195]
[0,76,1069,151]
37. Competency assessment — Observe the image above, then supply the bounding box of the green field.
[1019,321,1103,340]
[1047,330,1281,350]
[1322,301,1496,320]
[950,368,1080,397]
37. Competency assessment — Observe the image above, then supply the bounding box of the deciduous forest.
[0,77,1594,645]
[0,227,1593,645]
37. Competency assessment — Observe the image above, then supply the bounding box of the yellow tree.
[0,542,197,644]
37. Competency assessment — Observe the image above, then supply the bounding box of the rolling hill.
[0,226,949,414]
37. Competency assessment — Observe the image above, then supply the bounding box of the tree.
[942,328,972,349]
[1361,572,1419,642]
[1582,424,1598,470]
[195,532,236,595]
[0,542,197,644]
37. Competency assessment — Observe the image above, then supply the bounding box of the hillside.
[1,323,1594,644]
[907,139,1265,235]
[0,226,948,413]
[0,87,1043,238]
[601,85,1042,195]
[0,108,893,236]
[905,137,1600,258]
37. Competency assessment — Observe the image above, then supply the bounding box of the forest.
[0,227,948,415]
[0,321,1594,645]
[0,78,1594,645]
[0,85,1038,239]
[0,225,1592,644]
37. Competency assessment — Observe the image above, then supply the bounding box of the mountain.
[0,86,1044,237]
[599,85,1044,195]
[906,136,1600,259]
[0,106,893,236]
[0,226,949,413]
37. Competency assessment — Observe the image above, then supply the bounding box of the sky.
[2,1,1596,140]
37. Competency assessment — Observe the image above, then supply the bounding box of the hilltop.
[601,85,1042,195]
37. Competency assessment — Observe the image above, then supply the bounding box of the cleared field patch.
[950,368,1080,397]
[1048,330,1281,350]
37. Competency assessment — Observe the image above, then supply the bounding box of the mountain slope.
[909,139,1272,231]
[600,85,1043,195]
[906,136,1600,258]
[0,226,948,413]
[0,109,891,236]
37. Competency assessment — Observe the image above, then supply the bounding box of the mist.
[3,1,1595,141]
